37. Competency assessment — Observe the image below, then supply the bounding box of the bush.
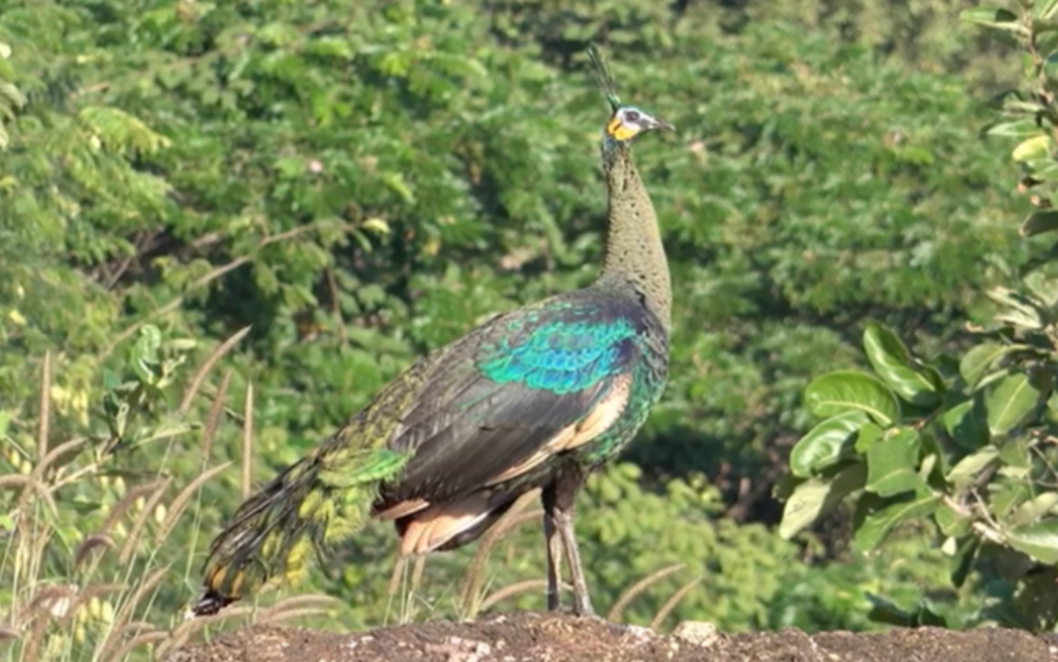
[779,0,1058,632]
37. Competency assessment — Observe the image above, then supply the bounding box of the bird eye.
[624,110,641,122]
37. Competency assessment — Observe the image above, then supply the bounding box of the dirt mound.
[164,611,1058,662]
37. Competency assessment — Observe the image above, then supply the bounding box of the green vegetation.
[0,0,1053,660]
[780,0,1058,632]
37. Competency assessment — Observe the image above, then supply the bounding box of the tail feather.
[189,444,412,617]
[190,458,321,616]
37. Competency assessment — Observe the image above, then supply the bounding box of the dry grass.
[0,328,338,662]
[1,330,709,662]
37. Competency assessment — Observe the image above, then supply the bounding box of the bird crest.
[587,44,673,144]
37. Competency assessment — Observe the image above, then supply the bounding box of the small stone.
[670,621,721,648]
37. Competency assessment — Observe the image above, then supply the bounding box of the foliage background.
[0,0,1045,659]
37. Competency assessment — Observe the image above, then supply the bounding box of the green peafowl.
[190,46,673,619]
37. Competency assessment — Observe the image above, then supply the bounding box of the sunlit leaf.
[862,323,940,407]
[779,464,866,539]
[946,446,999,490]
[1006,521,1058,564]
[865,428,926,497]
[985,373,1040,436]
[960,6,1024,32]
[804,371,900,426]
[789,411,870,477]
[854,493,941,552]
[959,343,1016,388]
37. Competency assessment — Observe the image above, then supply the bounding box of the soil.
[163,611,1058,662]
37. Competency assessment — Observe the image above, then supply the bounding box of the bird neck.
[598,138,671,331]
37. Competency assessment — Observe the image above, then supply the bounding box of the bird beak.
[645,114,675,132]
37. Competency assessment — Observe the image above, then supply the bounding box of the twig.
[37,352,50,460]
[242,382,254,500]
[607,563,685,622]
[102,222,354,359]
[200,369,232,464]
[178,326,251,415]
[649,577,702,630]
[325,267,347,345]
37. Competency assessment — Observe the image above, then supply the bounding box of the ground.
[164,612,1058,662]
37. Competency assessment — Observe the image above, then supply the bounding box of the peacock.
[190,46,673,619]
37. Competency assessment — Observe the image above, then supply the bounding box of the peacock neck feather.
[598,135,671,332]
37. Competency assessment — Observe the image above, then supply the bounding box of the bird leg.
[541,466,593,617]
[542,503,563,611]
[555,503,593,616]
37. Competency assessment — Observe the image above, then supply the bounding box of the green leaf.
[985,373,1040,436]
[941,398,990,450]
[804,371,900,426]
[960,7,1023,32]
[992,479,1033,520]
[1006,521,1058,564]
[935,503,971,537]
[947,446,999,490]
[1013,492,1058,526]
[130,324,162,385]
[986,119,1045,137]
[1037,0,1058,20]
[959,343,1015,388]
[862,324,941,407]
[951,537,979,588]
[865,428,926,497]
[854,492,941,552]
[999,436,1032,469]
[779,464,866,539]
[854,422,884,452]
[987,287,1043,330]
[865,593,913,627]
[1012,135,1053,163]
[1020,210,1058,237]
[789,411,870,477]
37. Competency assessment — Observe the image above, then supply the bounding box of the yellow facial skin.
[606,117,639,142]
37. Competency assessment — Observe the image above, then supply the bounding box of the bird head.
[604,105,674,143]
[588,45,674,145]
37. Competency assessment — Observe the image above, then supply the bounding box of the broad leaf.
[862,323,940,407]
[866,428,926,497]
[1013,492,1058,527]
[1038,0,1058,20]
[940,398,989,450]
[947,446,999,490]
[779,464,866,539]
[985,373,1039,436]
[959,343,1015,388]
[934,503,971,537]
[855,422,884,452]
[131,324,163,385]
[986,118,1044,137]
[960,6,1021,31]
[789,411,870,477]
[991,479,1033,520]
[854,492,941,552]
[1012,135,1053,162]
[804,371,900,426]
[1006,521,1058,564]
[999,436,1032,469]
[951,537,979,588]
[987,287,1043,330]
[864,593,914,627]
[1021,210,1058,237]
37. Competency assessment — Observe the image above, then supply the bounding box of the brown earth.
[164,611,1058,662]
